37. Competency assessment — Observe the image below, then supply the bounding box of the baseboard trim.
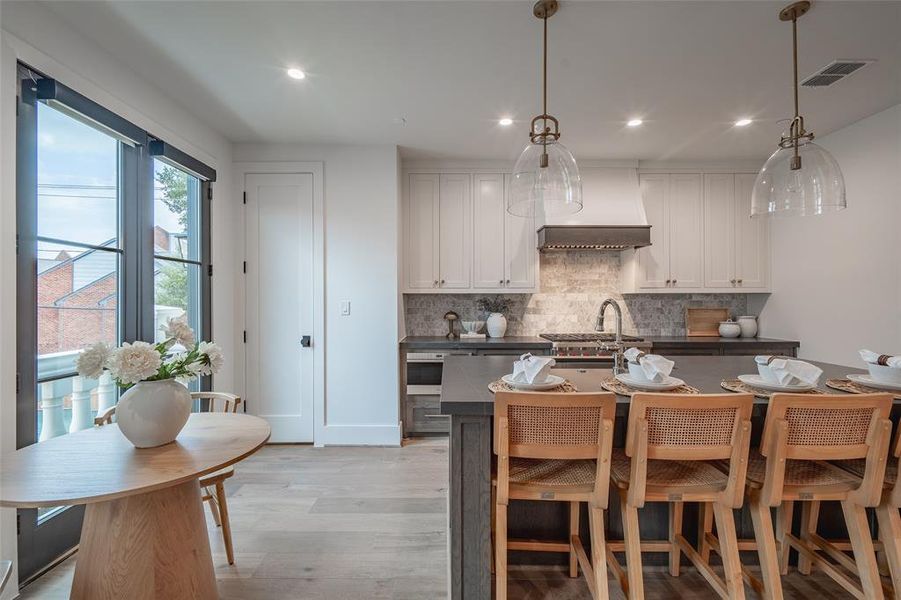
[316,424,401,447]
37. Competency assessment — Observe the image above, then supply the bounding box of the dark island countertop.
[399,335,552,351]
[440,354,865,415]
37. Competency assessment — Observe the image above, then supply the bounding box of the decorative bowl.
[867,363,901,385]
[462,320,485,334]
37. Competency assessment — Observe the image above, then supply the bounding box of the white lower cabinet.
[627,171,769,293]
[404,172,537,293]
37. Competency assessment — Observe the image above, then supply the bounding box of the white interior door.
[245,173,314,442]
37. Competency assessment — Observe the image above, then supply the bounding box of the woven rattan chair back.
[493,392,616,460]
[191,391,242,413]
[761,394,891,461]
[625,393,754,461]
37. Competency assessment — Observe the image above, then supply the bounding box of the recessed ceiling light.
[626,119,643,127]
[734,118,753,127]
[498,117,514,126]
[286,68,306,80]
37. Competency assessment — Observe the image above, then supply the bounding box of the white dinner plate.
[847,373,901,392]
[737,374,817,392]
[501,373,566,391]
[615,373,685,391]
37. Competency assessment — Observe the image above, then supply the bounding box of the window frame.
[14,62,216,583]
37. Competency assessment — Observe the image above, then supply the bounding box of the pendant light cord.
[792,14,800,165]
[541,12,549,167]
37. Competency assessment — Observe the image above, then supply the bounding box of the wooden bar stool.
[704,393,892,600]
[94,391,244,565]
[607,393,754,600]
[493,391,617,600]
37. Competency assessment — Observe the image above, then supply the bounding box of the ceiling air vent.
[801,60,875,87]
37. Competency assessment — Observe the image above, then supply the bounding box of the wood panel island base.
[0,413,271,600]
[440,355,885,600]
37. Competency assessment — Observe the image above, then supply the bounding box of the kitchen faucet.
[596,298,625,374]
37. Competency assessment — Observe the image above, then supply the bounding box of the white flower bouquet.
[76,316,223,388]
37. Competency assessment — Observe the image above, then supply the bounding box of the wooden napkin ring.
[878,354,893,366]
[629,351,647,365]
[766,355,792,365]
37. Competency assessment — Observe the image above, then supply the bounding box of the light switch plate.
[340,301,351,316]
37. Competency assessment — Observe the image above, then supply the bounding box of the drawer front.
[721,345,797,357]
[475,348,551,356]
[405,395,449,434]
[653,347,723,356]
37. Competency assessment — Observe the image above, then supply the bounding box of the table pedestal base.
[71,479,217,600]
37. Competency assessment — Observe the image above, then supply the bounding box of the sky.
[37,103,186,260]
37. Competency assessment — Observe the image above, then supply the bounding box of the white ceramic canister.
[737,315,758,338]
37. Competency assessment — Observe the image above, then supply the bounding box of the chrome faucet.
[596,298,625,374]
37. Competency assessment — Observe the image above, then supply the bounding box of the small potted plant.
[76,316,223,448]
[477,296,512,338]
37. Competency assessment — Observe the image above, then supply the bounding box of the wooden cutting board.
[685,307,730,337]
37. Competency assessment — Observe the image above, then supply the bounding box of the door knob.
[301,335,312,348]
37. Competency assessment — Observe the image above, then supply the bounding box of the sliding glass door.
[14,63,215,584]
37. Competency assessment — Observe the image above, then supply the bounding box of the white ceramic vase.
[737,315,758,338]
[486,313,507,338]
[116,379,192,448]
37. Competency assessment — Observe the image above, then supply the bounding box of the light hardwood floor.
[18,438,858,599]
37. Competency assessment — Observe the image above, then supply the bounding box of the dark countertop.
[440,354,866,415]
[648,336,800,347]
[400,336,552,350]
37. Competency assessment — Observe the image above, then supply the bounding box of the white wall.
[756,103,901,366]
[233,144,401,446]
[0,3,240,592]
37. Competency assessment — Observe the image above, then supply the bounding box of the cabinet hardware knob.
[440,279,445,285]
[672,279,677,285]
[499,280,504,285]
[737,279,743,285]
[730,279,736,285]
[665,279,671,285]
[433,280,438,287]
[506,279,510,285]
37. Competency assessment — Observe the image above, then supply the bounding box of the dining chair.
[608,393,754,600]
[704,393,892,600]
[492,391,616,600]
[94,391,243,565]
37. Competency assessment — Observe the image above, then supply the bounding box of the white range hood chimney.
[536,167,650,250]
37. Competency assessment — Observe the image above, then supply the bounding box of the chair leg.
[669,502,683,577]
[776,501,793,576]
[204,487,222,527]
[699,501,714,563]
[490,484,496,575]
[749,494,784,600]
[570,501,580,578]
[875,504,901,596]
[620,491,645,600]
[841,499,884,600]
[588,504,609,600]
[215,482,235,566]
[496,502,508,600]
[798,501,819,575]
[713,502,746,600]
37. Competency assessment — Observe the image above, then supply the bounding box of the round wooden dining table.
[0,412,270,600]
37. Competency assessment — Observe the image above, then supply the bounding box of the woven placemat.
[600,377,699,397]
[826,378,901,401]
[721,378,825,399]
[488,379,579,394]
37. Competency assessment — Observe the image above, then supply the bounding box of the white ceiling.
[41,0,901,162]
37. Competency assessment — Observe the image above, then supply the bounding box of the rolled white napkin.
[859,350,901,368]
[755,355,823,386]
[511,353,556,384]
[624,348,675,383]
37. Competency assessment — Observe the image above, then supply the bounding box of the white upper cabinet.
[404,172,537,293]
[628,171,769,293]
[734,173,768,289]
[406,174,439,289]
[471,174,506,288]
[437,174,471,289]
[637,174,670,288]
[668,174,703,288]
[504,174,536,289]
[704,174,736,288]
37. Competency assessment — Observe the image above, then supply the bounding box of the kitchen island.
[441,354,882,600]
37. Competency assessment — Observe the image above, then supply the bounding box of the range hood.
[537,167,650,251]
[537,225,650,250]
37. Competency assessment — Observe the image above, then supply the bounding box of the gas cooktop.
[539,333,644,343]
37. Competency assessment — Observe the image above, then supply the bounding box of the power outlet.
[340,301,351,316]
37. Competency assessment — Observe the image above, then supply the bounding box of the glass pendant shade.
[751,139,846,217]
[508,139,583,218]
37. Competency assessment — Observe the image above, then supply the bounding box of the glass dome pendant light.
[751,1,846,218]
[508,0,582,218]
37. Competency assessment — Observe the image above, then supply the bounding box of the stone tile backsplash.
[403,251,749,337]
